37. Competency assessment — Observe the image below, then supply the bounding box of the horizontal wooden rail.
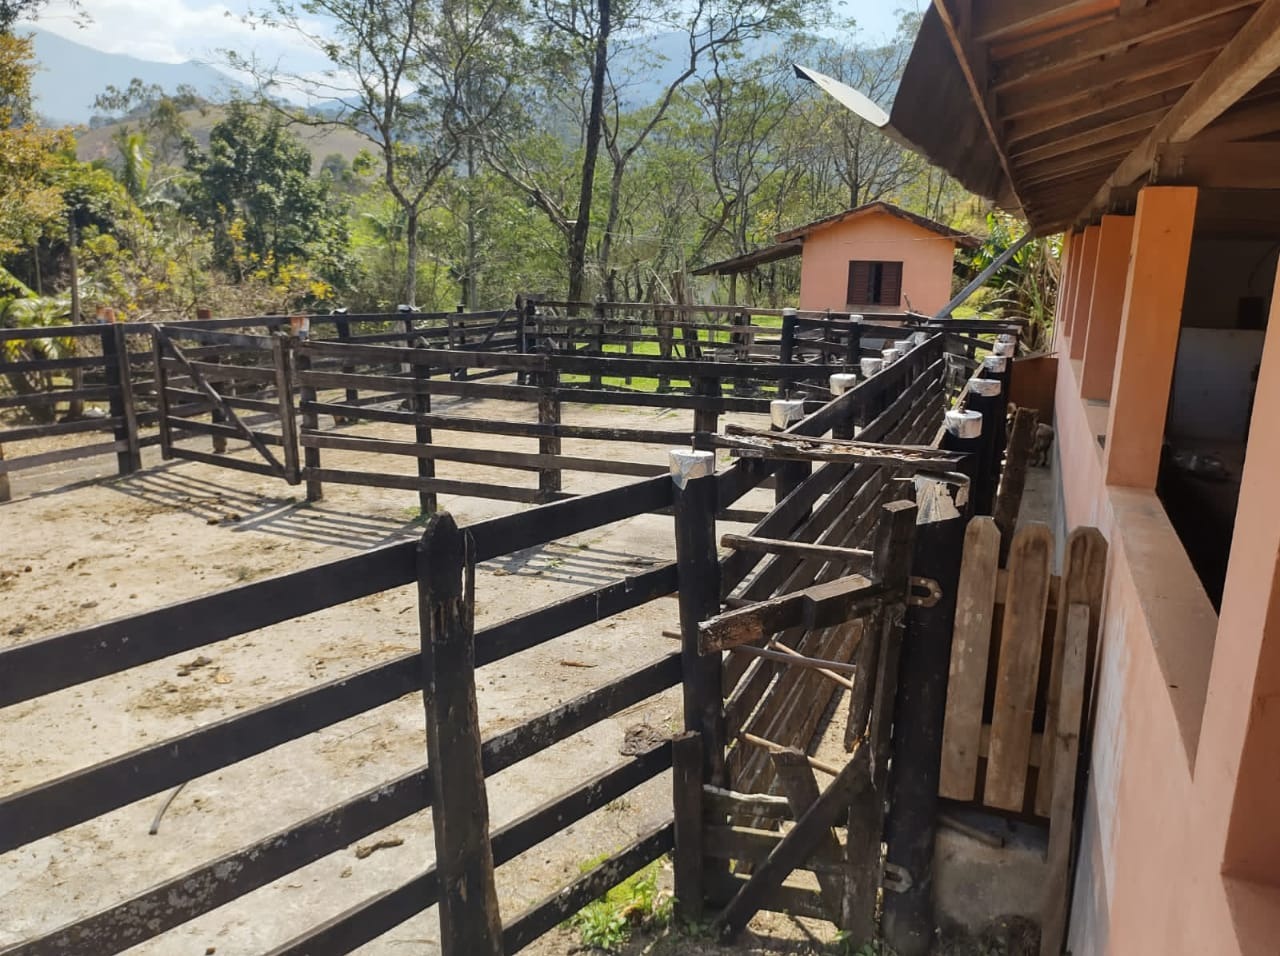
[302,431,666,478]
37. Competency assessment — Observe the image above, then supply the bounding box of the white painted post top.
[830,373,858,396]
[945,409,983,438]
[983,355,1008,373]
[669,449,715,488]
[970,378,1003,397]
[770,399,807,429]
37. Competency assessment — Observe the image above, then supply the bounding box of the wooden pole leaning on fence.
[101,322,142,476]
[417,513,503,956]
[881,475,968,956]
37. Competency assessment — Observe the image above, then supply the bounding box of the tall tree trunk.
[567,0,610,303]
[464,140,479,310]
[599,161,625,287]
[405,206,419,308]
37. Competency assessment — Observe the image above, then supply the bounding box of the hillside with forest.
[0,0,1054,335]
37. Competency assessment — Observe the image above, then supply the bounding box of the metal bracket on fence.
[907,576,941,608]
[883,862,913,894]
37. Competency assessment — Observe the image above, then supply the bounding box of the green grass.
[568,857,672,952]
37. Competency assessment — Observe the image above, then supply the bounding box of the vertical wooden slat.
[1035,527,1108,815]
[985,523,1053,811]
[418,514,502,956]
[672,731,705,924]
[993,407,1039,559]
[939,517,1002,800]
[1040,602,1090,956]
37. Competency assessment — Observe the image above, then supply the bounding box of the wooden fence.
[0,335,960,952]
[0,302,1024,503]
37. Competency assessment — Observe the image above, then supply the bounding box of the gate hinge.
[908,576,941,608]
[883,862,913,894]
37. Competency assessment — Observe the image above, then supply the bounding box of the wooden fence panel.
[939,517,1002,800]
[984,523,1054,811]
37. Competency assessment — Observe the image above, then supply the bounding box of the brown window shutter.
[879,261,903,306]
[848,261,871,305]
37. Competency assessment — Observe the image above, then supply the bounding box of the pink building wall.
[1052,205,1280,955]
[795,212,958,314]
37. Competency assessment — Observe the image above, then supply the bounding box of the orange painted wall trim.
[1103,186,1198,489]
[1069,225,1102,361]
[1059,231,1084,349]
[1080,215,1136,401]
[1218,264,1280,883]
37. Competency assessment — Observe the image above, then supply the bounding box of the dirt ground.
[0,394,856,955]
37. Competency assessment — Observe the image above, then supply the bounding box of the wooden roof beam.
[1003,59,1206,142]
[993,0,1258,90]
[1010,107,1168,164]
[974,0,1108,44]
[998,14,1246,121]
[931,0,1026,217]
[1082,0,1280,218]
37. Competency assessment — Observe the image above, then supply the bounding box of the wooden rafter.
[1010,106,1168,163]
[973,0,1105,44]
[1081,0,1280,221]
[932,0,1026,218]
[1006,86,1185,149]
[1006,58,1208,141]
[993,0,1257,90]
[998,17,1245,122]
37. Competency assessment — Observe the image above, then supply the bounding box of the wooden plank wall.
[938,520,1107,818]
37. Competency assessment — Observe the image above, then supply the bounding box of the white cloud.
[29,0,334,79]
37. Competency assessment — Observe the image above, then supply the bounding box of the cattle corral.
[0,306,1065,956]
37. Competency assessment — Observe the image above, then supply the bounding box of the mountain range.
[23,27,244,126]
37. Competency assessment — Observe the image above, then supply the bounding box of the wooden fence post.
[417,513,503,956]
[294,347,323,502]
[272,332,301,485]
[0,443,10,503]
[941,410,983,517]
[881,477,967,956]
[150,328,173,461]
[672,730,706,925]
[101,323,141,476]
[536,353,562,503]
[671,449,724,785]
[844,500,917,941]
[692,376,721,438]
[771,399,809,506]
[590,298,605,388]
[411,338,436,515]
[779,308,797,379]
[334,310,358,406]
[966,377,1005,516]
[830,374,858,441]
[452,304,467,381]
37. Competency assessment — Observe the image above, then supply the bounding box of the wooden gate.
[151,324,300,483]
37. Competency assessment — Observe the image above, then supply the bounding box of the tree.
[182,102,352,288]
[239,0,522,306]
[0,34,71,258]
[481,0,817,302]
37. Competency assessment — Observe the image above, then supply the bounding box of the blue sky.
[30,0,923,76]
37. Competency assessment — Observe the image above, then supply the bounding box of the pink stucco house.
[693,201,977,315]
